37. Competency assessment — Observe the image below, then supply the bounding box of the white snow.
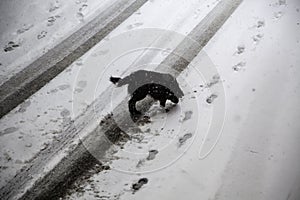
[0,0,219,189]
[64,0,300,200]
[1,0,300,199]
[0,0,118,85]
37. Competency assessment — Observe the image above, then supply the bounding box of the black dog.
[110,70,184,117]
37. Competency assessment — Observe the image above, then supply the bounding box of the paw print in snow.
[37,31,47,39]
[4,41,20,52]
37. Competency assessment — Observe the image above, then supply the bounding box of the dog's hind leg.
[128,89,146,117]
[159,97,167,107]
[169,95,179,104]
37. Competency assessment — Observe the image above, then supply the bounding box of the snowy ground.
[1,0,300,199]
[63,0,300,199]
[0,0,219,190]
[0,0,118,85]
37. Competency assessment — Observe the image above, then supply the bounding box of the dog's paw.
[130,111,142,122]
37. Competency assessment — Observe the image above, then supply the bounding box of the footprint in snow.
[0,127,19,137]
[180,111,193,122]
[127,22,144,30]
[206,94,218,104]
[77,80,87,88]
[236,45,245,54]
[60,109,70,118]
[256,20,265,28]
[49,0,61,12]
[58,84,70,90]
[18,100,31,113]
[37,31,47,39]
[136,149,158,168]
[74,81,87,93]
[4,41,20,52]
[79,4,88,12]
[278,0,287,6]
[178,133,193,147]
[76,12,84,22]
[75,0,87,4]
[132,178,148,193]
[252,33,264,44]
[16,24,34,34]
[47,16,56,26]
[232,62,246,72]
[274,11,283,19]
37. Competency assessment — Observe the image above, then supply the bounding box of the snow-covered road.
[0,0,119,85]
[64,0,300,200]
[0,0,221,196]
[1,0,300,199]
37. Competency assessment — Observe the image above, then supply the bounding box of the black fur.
[128,83,179,116]
[110,70,183,118]
[110,76,121,84]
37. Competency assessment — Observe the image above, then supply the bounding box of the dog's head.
[110,76,121,85]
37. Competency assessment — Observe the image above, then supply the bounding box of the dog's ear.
[110,76,121,84]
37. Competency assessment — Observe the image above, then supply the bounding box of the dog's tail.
[110,76,121,85]
[110,74,132,86]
